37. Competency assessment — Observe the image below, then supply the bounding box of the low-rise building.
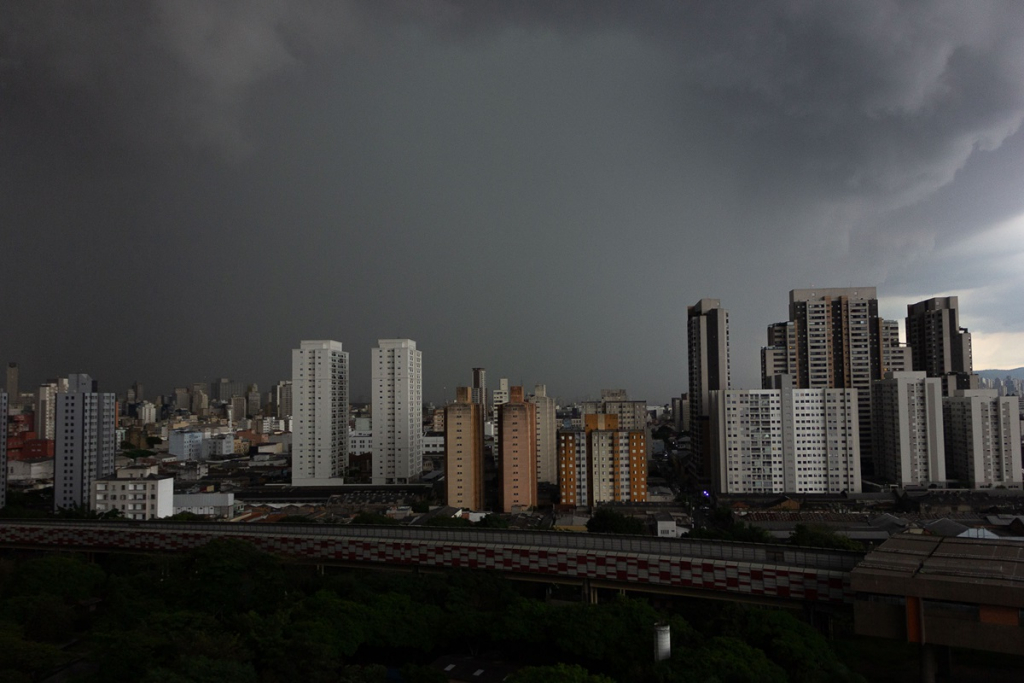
[169,429,204,461]
[202,434,234,459]
[172,491,237,518]
[8,457,54,482]
[92,465,173,519]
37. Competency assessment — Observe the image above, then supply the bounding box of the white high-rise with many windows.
[872,371,946,487]
[709,384,861,495]
[291,340,348,486]
[942,390,1022,489]
[372,339,422,485]
[54,374,117,510]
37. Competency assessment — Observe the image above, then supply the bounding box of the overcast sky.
[3,1,1024,405]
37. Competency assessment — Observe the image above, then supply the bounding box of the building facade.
[35,382,58,440]
[291,340,348,486]
[492,378,510,416]
[529,384,558,484]
[942,389,1022,488]
[54,374,117,510]
[688,299,730,476]
[709,386,861,495]
[275,380,293,419]
[445,387,485,510]
[92,465,174,520]
[557,414,647,507]
[872,371,946,487]
[906,296,977,395]
[471,368,487,415]
[169,429,204,461]
[371,339,423,485]
[762,288,909,476]
[498,386,537,512]
[5,363,17,400]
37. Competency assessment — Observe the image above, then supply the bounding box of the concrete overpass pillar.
[581,580,598,605]
[919,643,937,683]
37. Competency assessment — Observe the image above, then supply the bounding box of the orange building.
[557,413,647,507]
[445,387,485,510]
[498,386,537,512]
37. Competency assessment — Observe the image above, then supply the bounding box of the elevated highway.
[0,519,859,606]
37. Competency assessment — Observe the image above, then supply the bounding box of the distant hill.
[976,367,1024,380]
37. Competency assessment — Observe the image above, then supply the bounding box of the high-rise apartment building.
[557,414,647,507]
[445,387,485,510]
[372,339,423,485]
[492,378,510,415]
[498,386,537,512]
[36,382,58,440]
[229,396,247,424]
[211,378,246,403]
[246,384,261,417]
[872,372,946,487]
[138,401,157,425]
[529,384,558,484]
[762,288,909,475]
[174,387,190,411]
[906,296,977,395]
[943,390,1022,489]
[581,389,648,431]
[709,385,861,495]
[6,363,18,399]
[291,340,349,486]
[54,374,117,510]
[471,368,487,416]
[191,389,209,416]
[688,299,730,476]
[275,381,293,419]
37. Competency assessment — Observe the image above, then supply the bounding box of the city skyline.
[5,3,1024,403]
[4,287,1024,408]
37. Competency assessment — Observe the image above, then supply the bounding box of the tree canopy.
[586,508,647,535]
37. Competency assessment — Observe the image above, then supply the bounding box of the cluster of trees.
[0,539,868,682]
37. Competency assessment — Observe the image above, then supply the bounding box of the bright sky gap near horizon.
[3,1,1024,405]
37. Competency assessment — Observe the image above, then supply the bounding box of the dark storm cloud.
[3,1,1024,401]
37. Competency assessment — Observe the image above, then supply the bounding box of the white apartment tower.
[36,382,59,440]
[492,378,510,415]
[943,390,1022,488]
[54,374,117,510]
[372,339,423,485]
[709,385,861,495]
[872,371,946,487]
[528,384,558,484]
[291,340,349,486]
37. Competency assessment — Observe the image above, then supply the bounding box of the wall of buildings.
[709,387,861,495]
